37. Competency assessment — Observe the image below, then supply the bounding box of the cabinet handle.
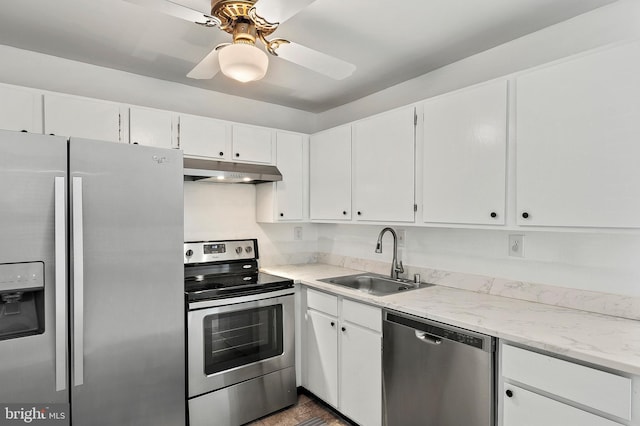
[280,213,284,217]
[342,211,347,215]
[505,389,514,398]
[235,153,240,158]
[490,212,497,218]
[521,212,529,219]
[219,151,224,156]
[341,326,346,332]
[20,129,28,133]
[330,321,335,327]
[357,211,362,216]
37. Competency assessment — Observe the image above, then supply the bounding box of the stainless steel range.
[184,239,296,426]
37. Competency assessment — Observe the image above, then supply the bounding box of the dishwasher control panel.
[386,312,494,351]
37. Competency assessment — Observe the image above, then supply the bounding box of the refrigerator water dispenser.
[0,262,45,340]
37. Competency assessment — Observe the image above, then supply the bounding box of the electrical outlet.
[508,234,524,258]
[294,226,303,241]
[397,229,406,247]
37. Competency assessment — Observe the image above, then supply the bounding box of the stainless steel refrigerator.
[0,130,185,425]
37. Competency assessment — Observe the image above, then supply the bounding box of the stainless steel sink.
[318,273,431,296]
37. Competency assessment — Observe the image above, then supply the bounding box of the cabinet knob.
[219,151,224,156]
[330,321,335,327]
[20,129,28,133]
[342,211,347,216]
[522,212,529,219]
[280,213,284,217]
[505,389,514,398]
[341,326,346,332]
[357,211,362,216]
[235,153,240,157]
[490,212,497,218]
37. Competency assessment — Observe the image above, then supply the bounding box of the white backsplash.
[183,181,317,267]
[184,184,639,320]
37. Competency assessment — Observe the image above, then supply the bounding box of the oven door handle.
[188,288,294,311]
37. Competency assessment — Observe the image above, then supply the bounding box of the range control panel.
[184,239,258,264]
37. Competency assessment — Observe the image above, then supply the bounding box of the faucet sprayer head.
[375,240,382,253]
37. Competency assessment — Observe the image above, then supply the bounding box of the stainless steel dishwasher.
[383,311,496,426]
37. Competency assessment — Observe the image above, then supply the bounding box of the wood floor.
[246,391,353,426]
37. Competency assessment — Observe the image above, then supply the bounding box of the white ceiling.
[0,0,618,112]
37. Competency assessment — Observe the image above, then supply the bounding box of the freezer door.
[0,130,69,403]
[68,139,185,426]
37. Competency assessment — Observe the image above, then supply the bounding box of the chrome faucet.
[375,227,404,280]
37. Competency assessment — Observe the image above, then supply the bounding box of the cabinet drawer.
[342,299,381,332]
[307,288,338,316]
[503,384,622,426]
[502,345,631,420]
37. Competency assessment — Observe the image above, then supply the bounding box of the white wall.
[318,225,640,297]
[314,0,640,131]
[184,181,318,266]
[0,45,315,133]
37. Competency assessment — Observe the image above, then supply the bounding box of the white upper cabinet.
[232,124,273,163]
[516,40,640,228]
[256,131,306,222]
[352,106,415,222]
[275,131,305,221]
[44,94,122,142]
[179,114,229,159]
[422,80,507,225]
[129,107,174,149]
[309,125,352,221]
[0,84,42,134]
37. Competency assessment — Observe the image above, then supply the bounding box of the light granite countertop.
[262,263,640,376]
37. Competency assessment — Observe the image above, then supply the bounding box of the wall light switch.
[508,234,524,258]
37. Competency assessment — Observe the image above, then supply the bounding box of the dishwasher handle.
[415,330,442,345]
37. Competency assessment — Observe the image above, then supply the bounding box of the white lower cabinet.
[501,343,633,426]
[303,288,382,426]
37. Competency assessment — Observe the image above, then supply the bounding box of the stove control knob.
[185,249,193,257]
[245,246,253,254]
[235,247,243,254]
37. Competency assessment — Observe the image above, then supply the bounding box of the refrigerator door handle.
[54,176,67,392]
[72,176,84,387]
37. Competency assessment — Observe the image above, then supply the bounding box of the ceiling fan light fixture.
[218,42,268,83]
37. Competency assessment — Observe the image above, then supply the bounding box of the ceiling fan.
[125,0,356,82]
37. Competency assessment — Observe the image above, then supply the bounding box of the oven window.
[203,305,283,375]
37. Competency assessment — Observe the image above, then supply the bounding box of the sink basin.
[318,273,430,296]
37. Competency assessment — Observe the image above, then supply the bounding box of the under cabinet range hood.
[183,158,283,183]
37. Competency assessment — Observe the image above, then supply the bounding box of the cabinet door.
[179,115,229,159]
[339,322,382,426]
[0,85,42,133]
[305,309,338,408]
[423,80,507,225]
[503,385,622,426]
[232,125,273,163]
[516,40,640,228]
[309,125,352,220]
[44,94,122,142]
[353,107,415,222]
[275,131,304,220]
[130,107,174,149]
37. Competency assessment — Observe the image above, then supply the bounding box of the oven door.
[187,290,295,398]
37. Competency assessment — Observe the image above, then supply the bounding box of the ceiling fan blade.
[124,0,220,26]
[253,0,318,24]
[187,48,221,79]
[275,42,356,80]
